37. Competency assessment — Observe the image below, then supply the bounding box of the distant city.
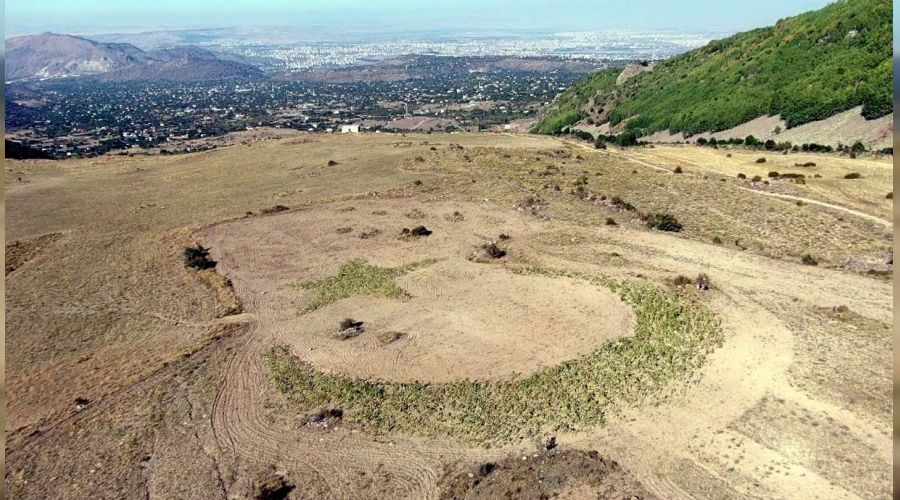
[88,28,721,71]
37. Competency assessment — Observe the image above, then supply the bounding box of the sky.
[6,0,834,37]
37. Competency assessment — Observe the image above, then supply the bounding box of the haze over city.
[8,0,833,35]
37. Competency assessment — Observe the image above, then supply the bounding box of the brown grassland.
[5,132,892,498]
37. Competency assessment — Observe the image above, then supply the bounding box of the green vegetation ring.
[267,265,724,444]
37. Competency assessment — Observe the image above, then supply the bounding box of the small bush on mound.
[481,242,506,259]
[643,212,683,232]
[712,236,723,244]
[737,173,746,179]
[469,241,507,262]
[183,245,216,269]
[609,196,636,212]
[751,175,762,182]
[359,227,381,239]
[844,172,862,179]
[304,408,343,428]
[516,196,546,214]
[795,162,816,167]
[261,205,289,214]
[670,275,693,286]
[801,254,818,266]
[673,166,683,174]
[445,211,465,222]
[768,171,780,178]
[887,192,893,199]
[756,158,767,163]
[327,160,338,166]
[337,318,365,339]
[413,180,423,186]
[339,318,363,330]
[605,217,617,226]
[498,233,511,241]
[400,226,432,238]
[336,227,352,234]
[779,173,805,179]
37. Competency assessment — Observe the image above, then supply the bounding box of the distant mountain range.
[5,33,262,82]
[534,0,892,139]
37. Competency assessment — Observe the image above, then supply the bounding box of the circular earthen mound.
[299,259,633,382]
[198,199,634,383]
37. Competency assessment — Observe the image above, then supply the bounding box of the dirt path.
[734,186,892,227]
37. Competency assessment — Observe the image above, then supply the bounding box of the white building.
[340,124,360,134]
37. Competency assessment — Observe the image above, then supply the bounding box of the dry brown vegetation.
[5,132,892,499]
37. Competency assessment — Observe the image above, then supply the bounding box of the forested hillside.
[534,0,892,136]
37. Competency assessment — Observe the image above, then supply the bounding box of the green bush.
[643,212,683,232]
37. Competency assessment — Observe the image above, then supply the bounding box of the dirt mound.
[439,449,654,500]
[197,199,634,383]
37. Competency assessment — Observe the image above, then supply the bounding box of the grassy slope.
[534,0,892,136]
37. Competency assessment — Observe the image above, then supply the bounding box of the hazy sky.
[7,0,834,36]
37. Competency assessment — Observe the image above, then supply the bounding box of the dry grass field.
[5,132,893,499]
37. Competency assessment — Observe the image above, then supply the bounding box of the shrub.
[605,217,618,226]
[751,175,762,182]
[850,141,866,153]
[887,192,893,199]
[673,166,683,174]
[768,171,780,178]
[671,275,693,286]
[261,205,290,214]
[609,196,636,211]
[843,172,862,179]
[643,212,683,232]
[183,245,216,270]
[339,318,364,331]
[737,173,746,179]
[481,242,506,259]
[570,130,594,141]
[801,254,818,266]
[327,160,338,166]
[756,157,767,163]
[712,236,723,244]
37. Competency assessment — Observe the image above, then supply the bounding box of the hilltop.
[534,0,892,144]
[5,33,261,82]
